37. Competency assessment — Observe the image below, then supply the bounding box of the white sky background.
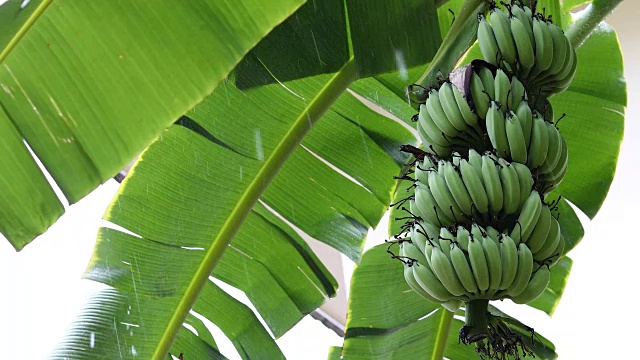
[0,2,639,359]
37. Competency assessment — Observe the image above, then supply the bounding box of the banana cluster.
[402,222,552,306]
[477,3,577,97]
[469,66,569,190]
[416,82,483,157]
[412,151,534,226]
[396,1,576,353]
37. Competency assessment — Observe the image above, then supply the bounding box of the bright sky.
[0,2,638,359]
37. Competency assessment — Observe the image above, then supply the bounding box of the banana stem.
[431,308,455,360]
[415,0,487,97]
[565,0,624,49]
[461,299,490,344]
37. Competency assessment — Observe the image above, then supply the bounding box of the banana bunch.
[477,3,577,97]
[401,222,552,305]
[469,65,568,189]
[416,82,484,157]
[411,151,534,227]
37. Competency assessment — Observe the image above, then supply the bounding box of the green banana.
[545,22,568,77]
[539,122,563,175]
[417,123,450,157]
[443,161,474,216]
[516,101,533,149]
[526,203,552,254]
[440,82,471,132]
[486,102,510,158]
[510,265,550,304]
[413,262,455,302]
[404,264,441,303]
[511,4,535,46]
[450,244,478,294]
[510,15,535,69]
[510,190,542,243]
[499,234,519,290]
[478,67,496,101]
[418,104,455,147]
[439,227,457,259]
[468,149,485,184]
[452,83,480,129]
[532,17,553,74]
[505,111,528,164]
[498,158,520,215]
[527,111,550,170]
[414,185,451,226]
[468,235,490,292]
[482,152,503,213]
[428,169,464,224]
[482,234,502,291]
[478,14,501,65]
[470,72,491,119]
[456,226,471,251]
[494,69,511,107]
[533,213,562,262]
[489,8,517,64]
[430,246,467,297]
[512,162,534,211]
[426,89,459,137]
[459,159,490,214]
[401,241,429,265]
[505,243,534,298]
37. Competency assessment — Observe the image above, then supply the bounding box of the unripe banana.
[440,82,472,132]
[404,264,441,303]
[414,185,451,226]
[428,169,464,223]
[470,72,491,119]
[414,156,434,184]
[478,14,501,65]
[442,299,463,312]
[494,69,511,108]
[509,76,526,111]
[510,190,542,243]
[452,84,480,129]
[489,8,517,64]
[456,226,471,251]
[468,236,490,292]
[499,234,519,290]
[512,162,534,212]
[510,15,535,69]
[459,159,490,214]
[505,111,528,164]
[410,226,429,253]
[545,22,568,77]
[470,223,485,243]
[430,246,467,297]
[426,89,459,137]
[481,234,502,291]
[450,244,478,294]
[413,262,455,302]
[510,265,550,304]
[468,149,485,184]
[533,214,562,262]
[482,153,503,213]
[516,101,533,149]
[416,123,450,157]
[401,241,429,266]
[527,111,550,170]
[485,226,500,244]
[498,159,520,215]
[532,17,553,74]
[505,243,534,297]
[418,104,455,147]
[478,67,496,101]
[547,234,565,267]
[525,204,552,254]
[439,227,457,259]
[486,102,510,158]
[539,122,563,175]
[443,161,474,216]
[540,135,568,187]
[511,4,535,46]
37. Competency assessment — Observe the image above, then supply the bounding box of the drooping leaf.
[0,0,305,249]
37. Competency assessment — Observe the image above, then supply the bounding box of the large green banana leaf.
[39,0,623,359]
[0,0,306,250]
